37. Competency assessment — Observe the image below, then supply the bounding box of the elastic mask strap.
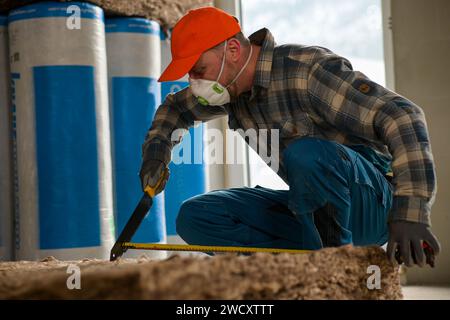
[216,40,227,83]
[226,44,253,89]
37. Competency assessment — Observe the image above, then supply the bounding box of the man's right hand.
[139,158,169,196]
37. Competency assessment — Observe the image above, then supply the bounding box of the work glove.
[139,158,169,197]
[387,221,441,268]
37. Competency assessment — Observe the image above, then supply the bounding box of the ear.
[227,38,241,63]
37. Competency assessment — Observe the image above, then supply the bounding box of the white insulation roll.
[105,18,166,259]
[0,16,13,261]
[8,2,115,260]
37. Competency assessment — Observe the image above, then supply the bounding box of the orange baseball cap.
[158,6,241,82]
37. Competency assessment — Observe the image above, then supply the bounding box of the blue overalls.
[176,137,393,250]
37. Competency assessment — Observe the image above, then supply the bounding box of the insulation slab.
[0,245,403,299]
[0,0,213,29]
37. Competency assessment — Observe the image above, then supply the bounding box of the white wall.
[391,0,450,285]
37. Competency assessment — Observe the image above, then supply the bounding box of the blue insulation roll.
[106,18,166,259]
[161,32,208,240]
[8,2,115,260]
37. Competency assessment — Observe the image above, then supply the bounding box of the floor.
[402,286,450,300]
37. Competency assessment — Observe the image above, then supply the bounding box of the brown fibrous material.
[0,0,213,30]
[0,245,403,300]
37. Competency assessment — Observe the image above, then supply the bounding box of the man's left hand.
[387,221,441,267]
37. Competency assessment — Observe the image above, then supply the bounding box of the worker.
[140,7,440,267]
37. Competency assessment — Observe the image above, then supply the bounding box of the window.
[241,0,386,190]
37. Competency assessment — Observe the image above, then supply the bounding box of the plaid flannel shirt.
[143,28,437,226]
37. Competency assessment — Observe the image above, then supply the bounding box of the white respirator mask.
[189,40,253,106]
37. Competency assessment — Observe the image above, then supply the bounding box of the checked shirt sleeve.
[142,86,227,165]
[306,53,437,226]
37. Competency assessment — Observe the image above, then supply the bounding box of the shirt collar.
[249,28,276,91]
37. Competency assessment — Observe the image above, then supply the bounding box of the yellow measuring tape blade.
[122,242,311,254]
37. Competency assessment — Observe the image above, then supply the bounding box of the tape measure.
[122,243,311,254]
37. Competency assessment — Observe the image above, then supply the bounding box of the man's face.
[188,49,222,81]
[188,41,241,99]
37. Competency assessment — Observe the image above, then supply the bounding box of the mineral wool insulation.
[160,31,208,246]
[8,1,115,260]
[105,17,166,259]
[0,246,403,299]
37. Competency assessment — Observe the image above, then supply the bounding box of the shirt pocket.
[279,113,313,140]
